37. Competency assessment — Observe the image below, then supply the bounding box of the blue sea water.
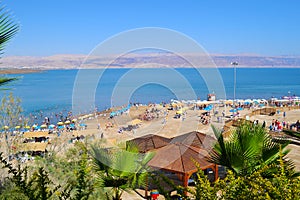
[2,68,300,121]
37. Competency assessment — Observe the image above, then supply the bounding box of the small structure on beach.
[147,142,218,188]
[207,93,216,101]
[127,134,171,153]
[23,131,50,143]
[170,131,216,150]
[127,131,218,197]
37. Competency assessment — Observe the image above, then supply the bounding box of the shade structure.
[40,124,47,128]
[147,142,215,175]
[49,124,55,129]
[204,105,213,111]
[15,125,21,129]
[170,131,216,150]
[176,110,183,114]
[20,143,48,152]
[127,119,142,126]
[3,125,9,129]
[127,134,171,153]
[23,131,49,138]
[225,100,233,104]
[57,121,64,125]
[64,120,71,124]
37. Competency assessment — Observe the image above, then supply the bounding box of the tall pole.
[231,62,238,114]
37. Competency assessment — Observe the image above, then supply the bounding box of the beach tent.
[127,134,171,153]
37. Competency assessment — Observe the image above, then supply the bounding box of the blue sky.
[2,0,300,56]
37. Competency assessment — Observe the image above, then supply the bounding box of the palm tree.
[90,143,154,200]
[0,5,19,87]
[208,123,295,177]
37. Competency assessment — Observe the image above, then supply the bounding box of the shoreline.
[0,68,43,74]
[1,66,300,75]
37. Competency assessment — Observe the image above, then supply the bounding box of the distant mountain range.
[1,53,300,69]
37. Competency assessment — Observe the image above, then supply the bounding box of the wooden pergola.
[127,131,218,197]
[127,134,171,153]
[170,131,216,150]
[147,142,218,189]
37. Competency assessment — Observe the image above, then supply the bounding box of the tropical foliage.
[151,151,300,200]
[208,123,295,177]
[90,143,154,200]
[0,4,19,88]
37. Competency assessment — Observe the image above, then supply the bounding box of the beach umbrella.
[176,110,183,114]
[237,107,243,111]
[229,109,237,113]
[72,119,77,123]
[15,125,21,129]
[40,124,47,128]
[57,121,64,125]
[25,125,31,129]
[204,105,213,111]
[64,120,71,124]
[3,126,9,130]
[49,124,55,128]
[110,112,116,116]
[127,119,142,126]
[58,125,64,129]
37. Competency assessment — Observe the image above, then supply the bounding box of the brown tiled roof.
[128,134,171,153]
[171,131,216,150]
[147,142,214,174]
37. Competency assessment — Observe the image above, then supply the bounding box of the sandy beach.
[64,104,299,199]
[2,103,300,200]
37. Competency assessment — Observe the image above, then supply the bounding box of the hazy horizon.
[2,0,300,57]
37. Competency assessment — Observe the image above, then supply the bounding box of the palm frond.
[0,6,19,56]
[0,77,18,87]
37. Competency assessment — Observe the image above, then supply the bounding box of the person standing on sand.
[283,111,286,118]
[262,121,266,128]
